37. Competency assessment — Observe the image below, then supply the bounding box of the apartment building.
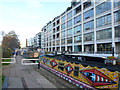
[41,0,120,54]
[34,32,41,50]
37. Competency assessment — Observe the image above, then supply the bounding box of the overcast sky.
[0,0,71,47]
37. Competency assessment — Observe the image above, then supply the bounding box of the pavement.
[2,55,77,89]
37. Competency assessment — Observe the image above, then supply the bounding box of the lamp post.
[112,47,114,57]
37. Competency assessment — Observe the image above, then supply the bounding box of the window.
[53,41,55,46]
[56,26,60,32]
[96,14,111,27]
[61,39,65,45]
[84,9,94,20]
[61,31,65,38]
[74,15,81,24]
[67,11,72,20]
[74,25,82,34]
[61,16,65,23]
[67,37,72,44]
[67,19,72,27]
[115,26,120,37]
[53,35,55,39]
[46,59,50,65]
[49,42,51,46]
[74,5,81,15]
[53,28,55,33]
[74,35,82,43]
[57,20,60,25]
[74,45,82,52]
[114,10,120,22]
[84,32,94,41]
[74,66,79,77]
[114,1,120,7]
[53,22,55,27]
[61,23,65,30]
[97,43,112,52]
[96,28,112,40]
[58,62,64,71]
[56,40,60,45]
[67,28,72,36]
[84,20,94,31]
[56,33,60,38]
[96,1,111,15]
[83,0,92,10]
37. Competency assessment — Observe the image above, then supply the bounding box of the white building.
[34,32,41,50]
[41,0,120,55]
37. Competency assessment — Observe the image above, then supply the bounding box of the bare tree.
[1,31,20,57]
[2,31,20,50]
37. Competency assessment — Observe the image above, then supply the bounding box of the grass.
[2,59,11,66]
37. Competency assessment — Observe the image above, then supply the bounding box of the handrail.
[21,59,39,65]
[1,58,16,63]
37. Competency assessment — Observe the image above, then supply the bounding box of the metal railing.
[21,59,39,65]
[1,58,16,64]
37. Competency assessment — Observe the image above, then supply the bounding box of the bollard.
[37,61,40,69]
[38,63,40,69]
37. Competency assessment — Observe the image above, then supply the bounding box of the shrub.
[2,47,12,58]
[45,51,49,54]
[107,56,116,60]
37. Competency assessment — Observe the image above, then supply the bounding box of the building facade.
[34,32,41,50]
[41,0,120,54]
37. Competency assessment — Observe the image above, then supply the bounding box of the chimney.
[26,39,28,47]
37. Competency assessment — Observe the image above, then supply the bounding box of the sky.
[0,0,71,47]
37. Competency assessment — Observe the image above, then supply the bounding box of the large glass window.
[84,20,94,31]
[96,14,111,27]
[74,15,81,24]
[67,28,72,36]
[67,19,72,27]
[84,9,94,20]
[53,41,55,46]
[84,45,94,53]
[56,40,60,45]
[61,39,65,45]
[97,43,112,53]
[67,11,72,20]
[83,1,92,10]
[114,1,120,7]
[74,5,81,15]
[84,32,94,41]
[67,37,72,44]
[61,16,65,23]
[114,10,120,22]
[74,25,82,34]
[96,28,112,40]
[74,35,82,43]
[56,33,60,38]
[61,31,65,38]
[115,26,120,37]
[61,23,65,30]
[96,1,111,15]
[74,45,82,52]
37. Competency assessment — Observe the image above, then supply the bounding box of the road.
[2,55,77,89]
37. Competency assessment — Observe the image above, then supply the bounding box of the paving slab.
[2,56,56,88]
[7,77,24,88]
